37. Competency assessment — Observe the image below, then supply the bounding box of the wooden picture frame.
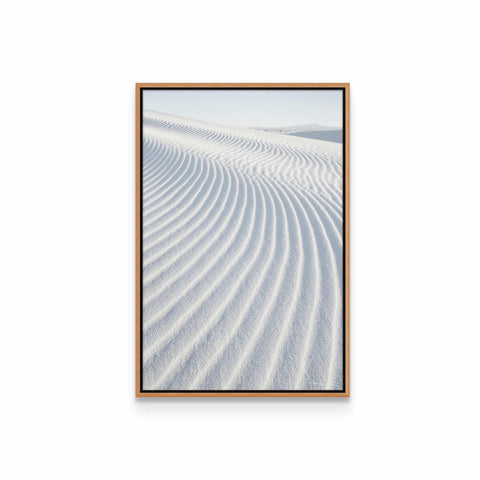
[136,84,350,397]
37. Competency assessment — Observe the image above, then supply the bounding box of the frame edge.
[136,85,142,397]
[344,84,350,397]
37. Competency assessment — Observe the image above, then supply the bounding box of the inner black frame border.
[139,86,346,393]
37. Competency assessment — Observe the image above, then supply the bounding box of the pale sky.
[143,89,343,128]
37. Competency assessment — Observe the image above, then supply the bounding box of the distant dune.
[252,123,341,133]
[252,124,343,144]
[143,111,343,391]
[287,130,343,143]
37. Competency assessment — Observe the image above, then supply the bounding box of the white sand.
[142,110,343,391]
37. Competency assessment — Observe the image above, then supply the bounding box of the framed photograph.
[136,84,350,397]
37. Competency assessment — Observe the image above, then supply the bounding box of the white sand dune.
[142,110,344,391]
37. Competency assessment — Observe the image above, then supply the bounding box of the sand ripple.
[142,111,343,391]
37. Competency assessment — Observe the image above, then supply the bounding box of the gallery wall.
[1,0,479,478]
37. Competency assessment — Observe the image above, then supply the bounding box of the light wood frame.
[136,83,350,397]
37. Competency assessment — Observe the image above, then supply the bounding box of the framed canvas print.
[136,83,350,397]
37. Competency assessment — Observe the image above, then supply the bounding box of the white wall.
[1,1,479,478]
